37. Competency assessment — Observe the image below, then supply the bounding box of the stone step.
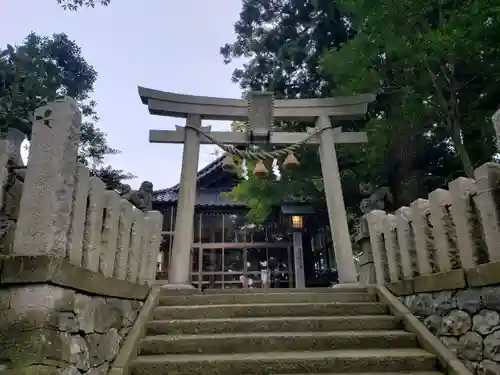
[152,302,388,320]
[199,287,373,294]
[130,348,437,375]
[158,292,376,306]
[139,330,417,355]
[146,315,402,335]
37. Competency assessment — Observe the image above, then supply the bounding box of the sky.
[1,0,244,190]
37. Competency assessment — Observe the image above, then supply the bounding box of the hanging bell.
[283,151,300,170]
[253,159,269,177]
[222,153,236,172]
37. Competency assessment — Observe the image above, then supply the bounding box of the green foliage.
[0,33,96,137]
[224,159,278,223]
[91,165,136,191]
[57,0,111,10]
[222,0,500,226]
[0,33,133,189]
[221,0,351,97]
[321,0,500,178]
[221,0,366,223]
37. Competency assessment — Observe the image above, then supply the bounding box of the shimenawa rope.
[184,124,331,160]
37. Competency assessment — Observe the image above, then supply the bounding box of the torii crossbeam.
[139,86,376,287]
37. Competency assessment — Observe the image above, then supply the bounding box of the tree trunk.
[451,122,475,178]
[425,65,475,178]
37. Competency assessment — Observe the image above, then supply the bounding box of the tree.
[221,0,366,224]
[92,165,134,191]
[0,32,134,189]
[321,0,500,179]
[221,0,352,97]
[222,0,500,226]
[57,0,110,11]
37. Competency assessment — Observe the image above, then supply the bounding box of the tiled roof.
[165,156,225,193]
[152,155,314,207]
[154,188,244,207]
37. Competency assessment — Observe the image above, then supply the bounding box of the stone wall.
[0,284,144,374]
[398,287,500,374]
[0,97,163,374]
[356,156,500,375]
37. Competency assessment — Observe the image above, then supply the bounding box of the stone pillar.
[127,209,144,283]
[355,216,376,285]
[145,211,163,285]
[114,200,133,280]
[492,109,500,152]
[82,177,106,272]
[382,214,400,282]
[448,177,477,268]
[168,115,209,286]
[395,206,416,279]
[366,210,388,285]
[13,97,81,257]
[410,198,434,275]
[428,188,454,272]
[357,242,376,284]
[474,162,500,262]
[292,231,305,288]
[314,116,357,283]
[138,213,154,285]
[66,165,90,266]
[99,190,121,277]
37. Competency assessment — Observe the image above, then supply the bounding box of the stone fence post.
[355,215,376,285]
[366,210,390,285]
[493,108,500,152]
[13,97,81,257]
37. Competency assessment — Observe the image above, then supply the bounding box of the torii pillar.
[139,86,376,286]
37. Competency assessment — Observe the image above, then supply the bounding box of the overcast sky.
[1,0,244,190]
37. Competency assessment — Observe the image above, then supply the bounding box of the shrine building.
[152,156,337,289]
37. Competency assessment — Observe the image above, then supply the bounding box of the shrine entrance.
[158,207,296,289]
[191,243,293,290]
[139,86,376,287]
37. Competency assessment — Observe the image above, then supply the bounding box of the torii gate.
[138,87,376,287]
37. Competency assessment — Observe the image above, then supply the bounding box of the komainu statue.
[356,183,393,240]
[359,185,393,214]
[120,181,153,211]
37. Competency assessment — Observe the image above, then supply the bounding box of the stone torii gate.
[138,87,376,287]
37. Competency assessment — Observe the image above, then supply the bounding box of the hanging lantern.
[253,159,269,177]
[283,151,300,170]
[222,153,236,172]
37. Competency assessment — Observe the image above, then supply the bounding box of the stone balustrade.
[0,97,163,286]
[0,97,163,374]
[357,161,500,373]
[358,161,500,290]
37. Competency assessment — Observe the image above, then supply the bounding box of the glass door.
[244,245,293,289]
[190,246,246,290]
[189,244,292,290]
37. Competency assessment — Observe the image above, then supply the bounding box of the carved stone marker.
[13,96,81,257]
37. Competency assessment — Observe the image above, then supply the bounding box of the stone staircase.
[130,287,444,375]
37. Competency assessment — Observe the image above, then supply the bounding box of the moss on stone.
[0,313,67,371]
